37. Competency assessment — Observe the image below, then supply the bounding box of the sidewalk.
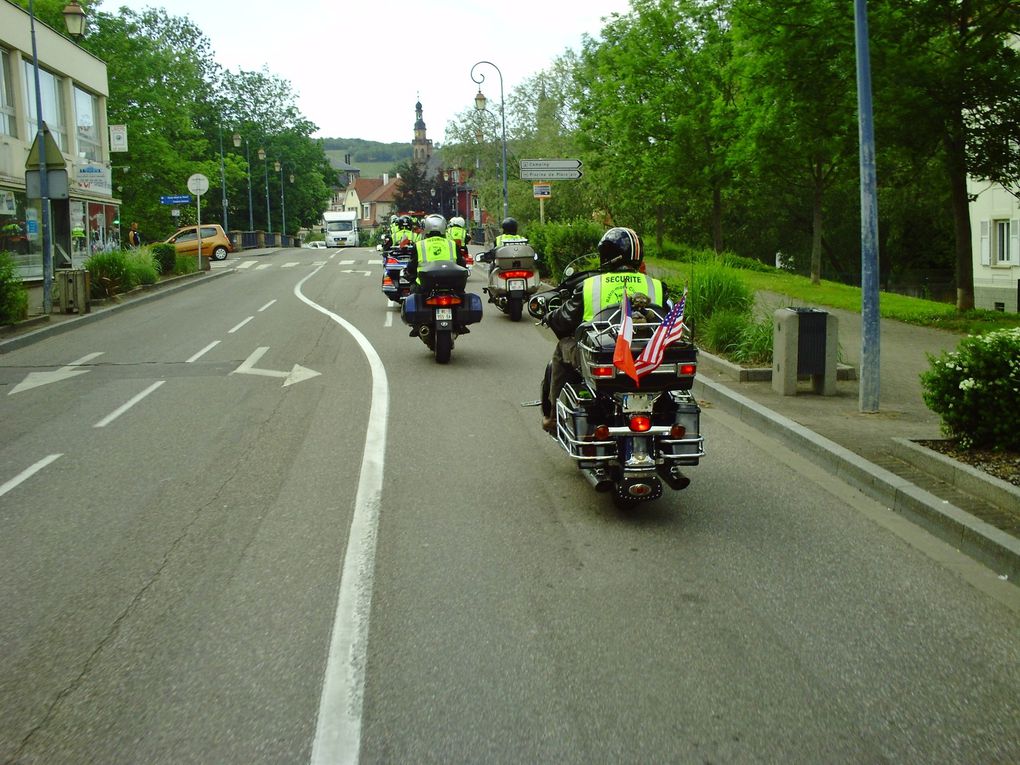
[3,255,1018,580]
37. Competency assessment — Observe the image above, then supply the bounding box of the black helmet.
[597,227,644,270]
[501,217,518,235]
[399,215,412,228]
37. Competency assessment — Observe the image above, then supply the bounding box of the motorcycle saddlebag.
[580,329,698,393]
[400,293,433,326]
[455,292,483,325]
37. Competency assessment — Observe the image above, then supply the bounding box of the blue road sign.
[161,194,192,205]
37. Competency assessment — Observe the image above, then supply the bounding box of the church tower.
[412,99,433,165]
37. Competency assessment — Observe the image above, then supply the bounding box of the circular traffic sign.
[187,173,210,196]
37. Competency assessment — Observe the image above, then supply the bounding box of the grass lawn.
[646,256,1020,336]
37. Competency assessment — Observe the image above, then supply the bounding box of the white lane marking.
[9,352,104,395]
[256,263,272,270]
[237,261,256,269]
[384,311,393,328]
[231,347,321,387]
[313,261,327,266]
[186,341,220,363]
[229,316,254,333]
[340,270,372,276]
[259,299,277,312]
[93,381,165,428]
[296,265,388,765]
[339,260,355,265]
[0,454,62,498]
[282,262,298,268]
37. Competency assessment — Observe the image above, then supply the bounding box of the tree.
[391,160,432,212]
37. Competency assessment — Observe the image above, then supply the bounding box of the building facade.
[0,0,119,283]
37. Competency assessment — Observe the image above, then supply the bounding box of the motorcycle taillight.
[629,415,652,432]
[425,295,463,306]
[500,270,534,279]
[679,363,697,376]
[590,365,615,378]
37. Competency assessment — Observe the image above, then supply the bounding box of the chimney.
[383,173,389,185]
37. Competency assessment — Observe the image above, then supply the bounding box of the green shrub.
[125,249,159,285]
[682,260,754,330]
[526,219,604,280]
[173,253,199,275]
[920,328,1020,449]
[85,250,136,298]
[151,243,176,274]
[730,315,774,365]
[700,309,749,355]
[0,251,29,323]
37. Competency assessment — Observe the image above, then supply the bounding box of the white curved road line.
[295,265,388,765]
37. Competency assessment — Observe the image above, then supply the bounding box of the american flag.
[633,289,687,379]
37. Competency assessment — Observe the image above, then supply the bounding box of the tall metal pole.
[854,0,881,412]
[241,137,253,231]
[28,0,53,314]
[471,61,509,220]
[218,119,228,231]
[259,148,271,234]
[277,162,286,236]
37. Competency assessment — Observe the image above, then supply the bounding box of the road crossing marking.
[94,381,165,428]
[339,260,355,265]
[255,263,271,270]
[236,261,255,269]
[282,262,298,268]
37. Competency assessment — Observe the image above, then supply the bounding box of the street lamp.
[232,132,254,231]
[470,60,509,221]
[217,119,228,231]
[275,160,292,239]
[258,147,271,233]
[28,0,87,313]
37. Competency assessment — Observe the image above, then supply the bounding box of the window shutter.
[980,221,990,266]
[1011,219,1019,264]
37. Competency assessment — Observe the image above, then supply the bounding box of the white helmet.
[422,214,447,237]
[449,216,466,228]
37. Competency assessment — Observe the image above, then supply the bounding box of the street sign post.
[187,173,210,269]
[161,194,191,205]
[533,182,552,224]
[520,159,581,170]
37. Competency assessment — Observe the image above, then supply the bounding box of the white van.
[321,210,360,247]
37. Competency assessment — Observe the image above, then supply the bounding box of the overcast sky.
[98,0,633,144]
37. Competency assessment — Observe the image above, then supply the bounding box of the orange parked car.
[164,224,233,261]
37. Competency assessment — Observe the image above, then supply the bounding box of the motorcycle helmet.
[450,216,466,228]
[501,217,518,235]
[422,213,447,237]
[597,227,644,270]
[399,215,412,228]
[389,214,398,225]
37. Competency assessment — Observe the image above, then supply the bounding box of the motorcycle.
[401,260,483,364]
[481,241,542,322]
[381,241,414,305]
[529,255,704,507]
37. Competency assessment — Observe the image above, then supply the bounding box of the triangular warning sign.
[26,124,66,170]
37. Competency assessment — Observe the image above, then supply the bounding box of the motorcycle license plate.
[435,308,453,320]
[508,279,526,292]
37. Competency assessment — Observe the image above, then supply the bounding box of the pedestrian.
[128,222,141,248]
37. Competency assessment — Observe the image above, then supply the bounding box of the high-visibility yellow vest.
[581,272,663,321]
[415,236,459,284]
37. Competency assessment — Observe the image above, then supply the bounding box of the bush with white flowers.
[920,327,1020,450]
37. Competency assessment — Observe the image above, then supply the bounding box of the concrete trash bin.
[57,269,91,315]
[772,307,837,396]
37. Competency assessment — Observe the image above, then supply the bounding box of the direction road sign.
[161,195,191,205]
[520,169,582,180]
[520,158,582,170]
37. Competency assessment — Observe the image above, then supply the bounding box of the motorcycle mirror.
[528,295,548,319]
[563,266,575,277]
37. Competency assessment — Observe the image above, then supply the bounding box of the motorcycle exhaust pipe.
[582,468,614,493]
[657,465,691,491]
[419,325,431,338]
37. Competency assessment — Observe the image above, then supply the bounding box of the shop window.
[74,87,101,162]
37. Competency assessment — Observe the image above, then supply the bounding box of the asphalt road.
[1,247,1018,763]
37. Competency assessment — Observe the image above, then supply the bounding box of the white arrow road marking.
[9,352,104,395]
[0,454,62,498]
[231,346,321,387]
[94,381,165,428]
[340,270,372,276]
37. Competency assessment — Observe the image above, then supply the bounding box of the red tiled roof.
[363,178,401,203]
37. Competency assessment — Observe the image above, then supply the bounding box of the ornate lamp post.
[470,60,509,220]
[232,132,254,231]
[257,147,271,233]
[28,0,87,312]
[217,119,228,231]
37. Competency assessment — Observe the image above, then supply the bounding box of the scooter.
[481,241,542,322]
[529,255,704,507]
[401,260,483,364]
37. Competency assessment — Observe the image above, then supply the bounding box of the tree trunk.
[810,160,824,285]
[944,132,975,311]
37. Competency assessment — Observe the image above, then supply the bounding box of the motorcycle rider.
[446,216,471,249]
[393,215,419,247]
[404,214,469,335]
[481,216,534,269]
[542,227,667,433]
